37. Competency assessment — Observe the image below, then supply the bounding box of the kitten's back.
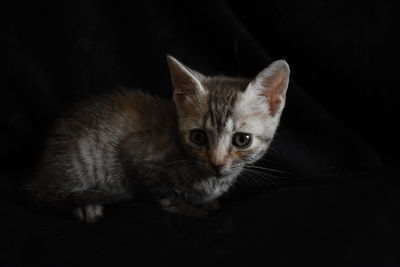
[28,90,176,206]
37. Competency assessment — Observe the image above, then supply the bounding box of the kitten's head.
[167,56,289,180]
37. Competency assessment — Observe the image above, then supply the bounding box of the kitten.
[27,56,290,223]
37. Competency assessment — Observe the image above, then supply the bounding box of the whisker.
[175,164,200,178]
[246,165,290,174]
[241,171,268,191]
[182,166,200,181]
[244,167,284,178]
[248,170,277,184]
[243,168,286,184]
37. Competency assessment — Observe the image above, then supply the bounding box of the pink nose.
[209,150,226,174]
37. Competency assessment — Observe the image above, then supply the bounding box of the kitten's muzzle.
[211,163,224,172]
[211,163,225,177]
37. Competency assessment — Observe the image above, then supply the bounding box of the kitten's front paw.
[73,204,104,223]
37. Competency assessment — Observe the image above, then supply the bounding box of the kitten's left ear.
[166,55,205,103]
[249,60,290,116]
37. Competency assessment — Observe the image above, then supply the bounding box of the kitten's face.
[167,56,289,181]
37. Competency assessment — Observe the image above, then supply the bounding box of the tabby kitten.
[28,56,290,222]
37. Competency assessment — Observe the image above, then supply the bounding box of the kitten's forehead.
[202,77,250,134]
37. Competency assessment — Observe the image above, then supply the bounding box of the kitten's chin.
[220,166,243,178]
[189,174,238,205]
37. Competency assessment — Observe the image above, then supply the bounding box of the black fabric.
[1,1,398,266]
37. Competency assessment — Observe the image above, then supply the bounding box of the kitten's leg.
[73,204,104,223]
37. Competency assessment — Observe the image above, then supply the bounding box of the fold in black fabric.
[1,1,397,266]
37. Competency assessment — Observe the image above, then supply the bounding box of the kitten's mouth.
[214,169,236,179]
[200,168,229,179]
[194,162,238,179]
[216,170,229,178]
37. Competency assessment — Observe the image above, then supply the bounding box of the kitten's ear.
[248,60,290,116]
[166,55,205,103]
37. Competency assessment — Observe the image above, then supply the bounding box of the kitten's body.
[28,56,290,222]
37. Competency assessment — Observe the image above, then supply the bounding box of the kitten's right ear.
[166,55,205,102]
[247,60,290,117]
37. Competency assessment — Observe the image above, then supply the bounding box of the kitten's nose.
[211,164,225,175]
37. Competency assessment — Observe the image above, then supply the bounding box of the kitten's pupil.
[190,130,207,146]
[233,133,252,148]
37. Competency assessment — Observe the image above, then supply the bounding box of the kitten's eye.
[232,133,252,148]
[189,130,207,146]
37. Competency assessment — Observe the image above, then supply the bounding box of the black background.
[1,1,399,266]
[230,1,400,162]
